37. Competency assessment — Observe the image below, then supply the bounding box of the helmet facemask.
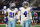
[24,3,28,8]
[11,7,15,11]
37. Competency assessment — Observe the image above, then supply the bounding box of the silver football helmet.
[10,2,16,10]
[3,6,7,9]
[23,1,29,7]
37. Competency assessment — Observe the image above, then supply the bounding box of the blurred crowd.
[0,0,25,9]
[0,0,40,9]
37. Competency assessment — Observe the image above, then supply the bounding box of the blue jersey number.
[9,12,14,18]
[24,11,27,17]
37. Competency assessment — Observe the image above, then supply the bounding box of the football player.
[2,6,7,15]
[2,6,8,27]
[18,1,32,27]
[33,11,38,25]
[5,2,18,27]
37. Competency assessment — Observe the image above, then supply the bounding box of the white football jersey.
[7,8,18,21]
[2,9,7,14]
[18,7,32,25]
[19,7,32,21]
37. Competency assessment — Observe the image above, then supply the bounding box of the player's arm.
[29,11,32,20]
[16,11,21,24]
[1,9,4,15]
[17,11,21,19]
[5,8,9,17]
[15,8,21,20]
[15,11,18,15]
[30,9,33,26]
[29,7,32,20]
[16,9,21,24]
[5,12,8,17]
[29,10,34,26]
[17,9,21,19]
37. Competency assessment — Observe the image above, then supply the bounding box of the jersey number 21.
[9,12,14,18]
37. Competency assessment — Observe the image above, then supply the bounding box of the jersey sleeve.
[15,8,18,12]
[6,8,9,12]
[29,7,32,11]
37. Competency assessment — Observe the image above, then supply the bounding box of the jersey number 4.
[9,12,14,18]
[24,11,27,17]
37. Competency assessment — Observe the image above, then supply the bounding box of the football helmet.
[23,1,29,7]
[3,6,7,9]
[10,2,16,10]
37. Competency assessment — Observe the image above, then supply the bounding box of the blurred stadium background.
[0,0,40,27]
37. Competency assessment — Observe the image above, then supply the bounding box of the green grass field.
[0,24,21,27]
[0,24,40,27]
